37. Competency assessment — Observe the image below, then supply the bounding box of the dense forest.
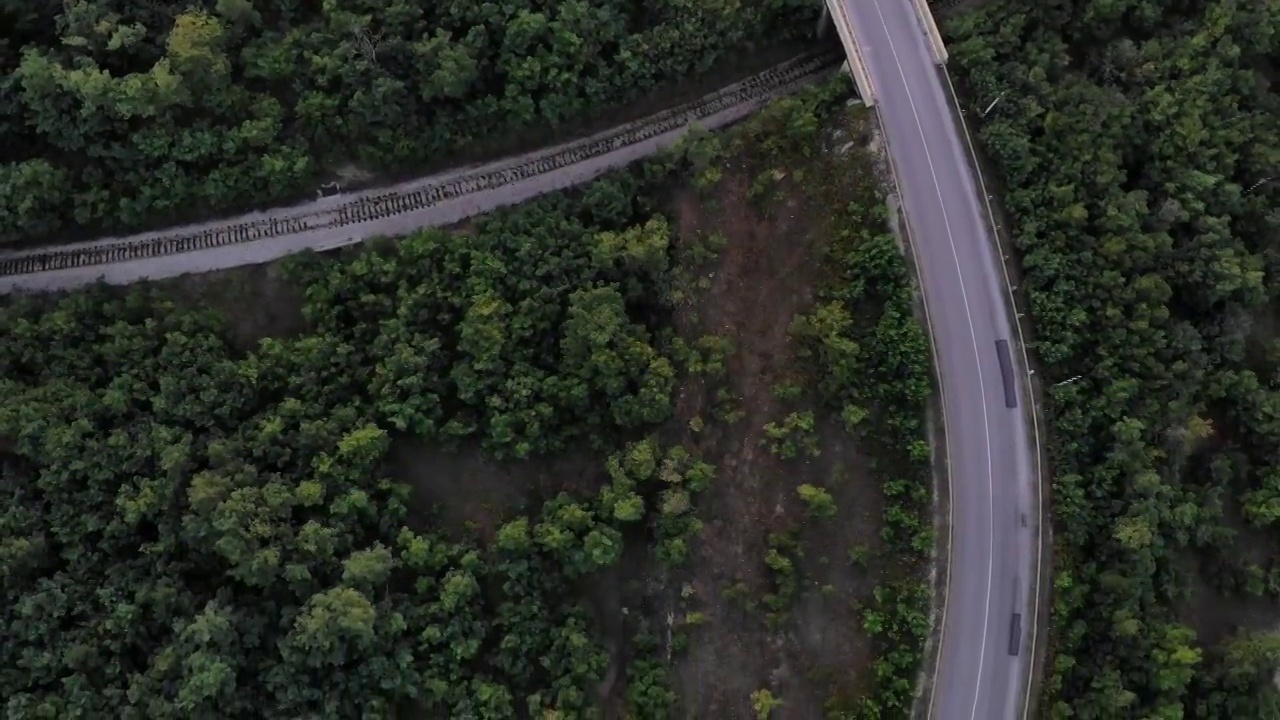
[0,0,819,245]
[0,177,696,718]
[945,0,1280,716]
[0,79,939,717]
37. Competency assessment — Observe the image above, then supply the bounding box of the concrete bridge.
[818,0,946,106]
[816,2,1044,720]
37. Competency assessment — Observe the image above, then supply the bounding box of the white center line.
[860,1,999,718]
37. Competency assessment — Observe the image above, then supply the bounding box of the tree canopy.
[0,173,703,717]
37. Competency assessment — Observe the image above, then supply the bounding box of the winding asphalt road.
[837,0,1039,718]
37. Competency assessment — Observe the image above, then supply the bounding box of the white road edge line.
[939,69,1046,720]
[865,1,998,719]
[863,92,956,720]
[840,10,958,719]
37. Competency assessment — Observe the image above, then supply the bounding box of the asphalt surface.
[838,1,1038,718]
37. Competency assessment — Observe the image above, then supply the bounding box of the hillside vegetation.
[0,0,818,245]
[945,0,1280,716]
[0,80,938,718]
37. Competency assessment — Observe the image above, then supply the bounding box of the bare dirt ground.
[1178,499,1280,649]
[1183,557,1280,647]
[387,439,604,543]
[1179,414,1280,649]
[148,262,307,351]
[658,129,888,717]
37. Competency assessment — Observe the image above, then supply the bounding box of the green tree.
[797,483,837,519]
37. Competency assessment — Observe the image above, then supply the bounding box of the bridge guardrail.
[825,0,878,106]
[911,0,950,64]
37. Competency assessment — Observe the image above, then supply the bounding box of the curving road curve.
[838,0,1040,718]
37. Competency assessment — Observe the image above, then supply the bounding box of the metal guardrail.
[911,0,950,64]
[825,0,879,106]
